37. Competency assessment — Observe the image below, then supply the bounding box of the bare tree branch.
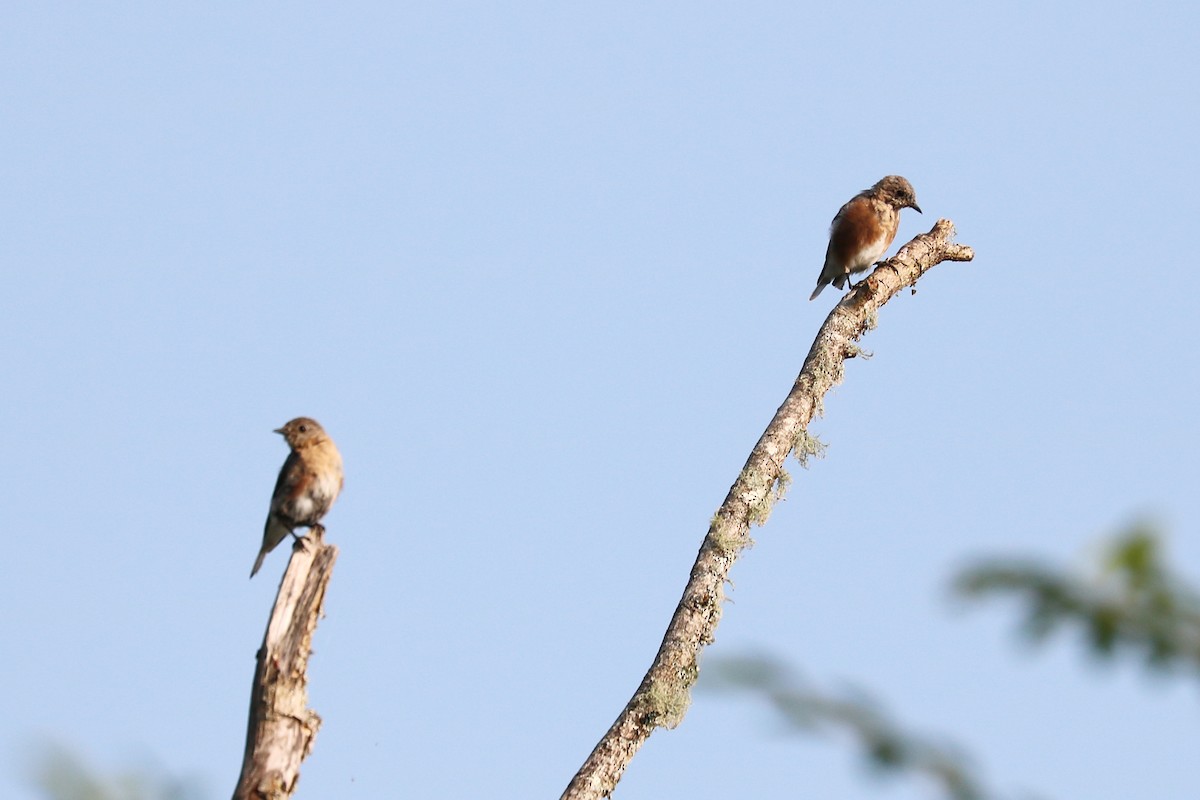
[561,220,974,800]
[233,527,338,800]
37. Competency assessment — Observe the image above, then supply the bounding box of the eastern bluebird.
[809,175,922,301]
[250,417,344,579]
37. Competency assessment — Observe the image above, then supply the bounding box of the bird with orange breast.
[251,417,344,578]
[809,176,922,301]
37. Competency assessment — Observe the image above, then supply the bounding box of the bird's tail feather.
[249,517,289,579]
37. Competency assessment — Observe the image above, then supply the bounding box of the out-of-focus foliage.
[955,523,1200,672]
[29,743,202,800]
[704,525,1200,800]
[703,655,1021,800]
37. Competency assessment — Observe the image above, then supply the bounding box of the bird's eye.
[298,424,308,433]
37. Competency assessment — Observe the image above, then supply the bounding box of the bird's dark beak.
[273,427,285,435]
[911,202,922,213]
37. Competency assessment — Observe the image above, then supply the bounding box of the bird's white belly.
[849,233,889,270]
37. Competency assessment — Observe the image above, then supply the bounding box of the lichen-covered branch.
[233,527,338,800]
[561,220,974,800]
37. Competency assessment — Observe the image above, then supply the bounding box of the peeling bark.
[233,527,338,800]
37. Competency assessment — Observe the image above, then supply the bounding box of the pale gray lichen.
[746,468,791,527]
[643,679,692,729]
[791,429,828,469]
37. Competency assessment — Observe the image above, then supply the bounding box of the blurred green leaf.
[955,522,1200,675]
[704,655,1001,800]
[29,743,201,800]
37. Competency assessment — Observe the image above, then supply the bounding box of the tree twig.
[561,220,974,799]
[233,527,338,800]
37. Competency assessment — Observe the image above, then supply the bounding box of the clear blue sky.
[3,3,1199,799]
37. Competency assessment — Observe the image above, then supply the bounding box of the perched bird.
[809,175,922,301]
[251,417,344,578]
